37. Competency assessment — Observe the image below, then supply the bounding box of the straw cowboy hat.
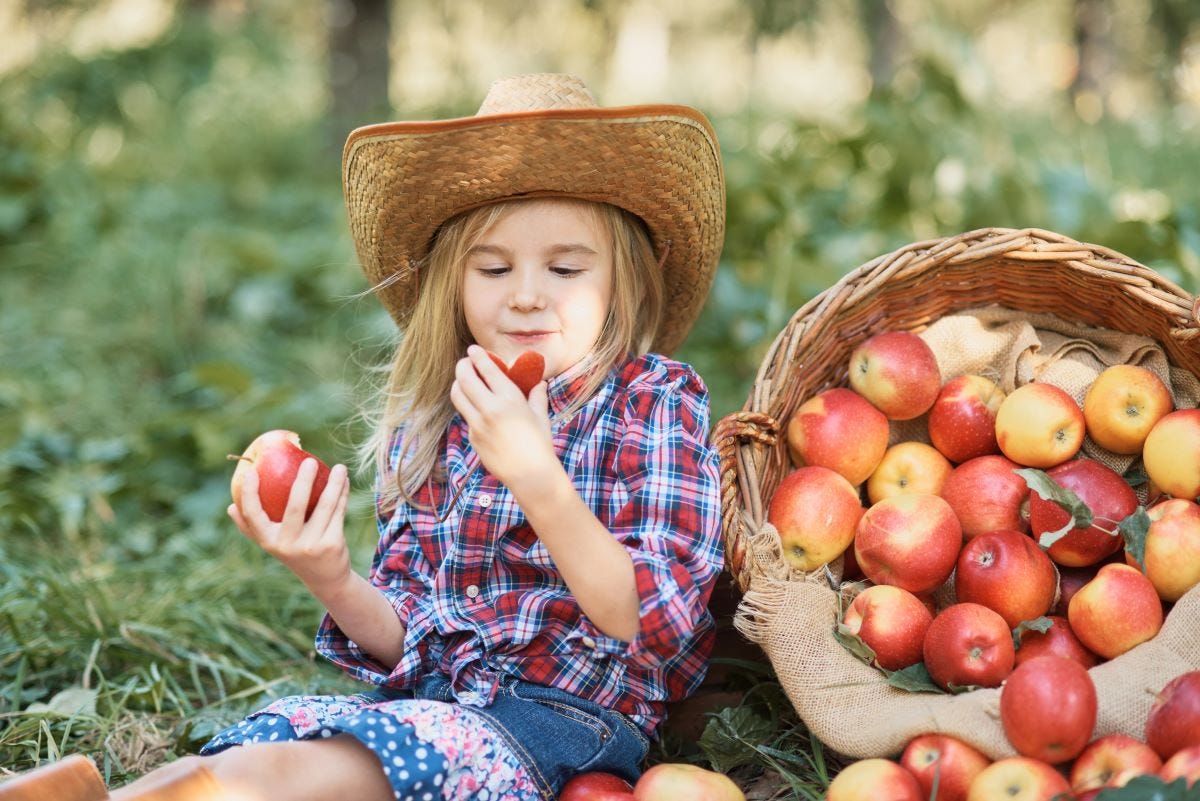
[341,73,726,355]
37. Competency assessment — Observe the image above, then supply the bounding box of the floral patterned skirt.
[200,692,541,801]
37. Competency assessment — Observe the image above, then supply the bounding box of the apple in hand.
[848,331,942,421]
[1070,734,1163,795]
[855,494,962,595]
[1145,671,1200,760]
[632,763,744,801]
[1028,458,1137,567]
[1014,615,1099,669]
[1068,563,1164,660]
[230,430,331,523]
[560,773,634,801]
[826,758,923,801]
[1001,655,1097,764]
[1083,364,1174,455]
[923,603,1015,690]
[955,529,1057,629]
[1160,744,1200,788]
[995,383,1085,468]
[841,585,933,671]
[940,455,1030,538]
[900,733,991,801]
[786,388,890,486]
[966,757,1072,801]
[928,375,1005,463]
[1143,409,1200,501]
[1135,499,1200,602]
[768,466,864,572]
[866,441,952,504]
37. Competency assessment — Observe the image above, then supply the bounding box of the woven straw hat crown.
[342,73,726,355]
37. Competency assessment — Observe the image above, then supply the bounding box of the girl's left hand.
[450,344,557,489]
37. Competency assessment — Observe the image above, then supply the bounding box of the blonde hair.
[358,197,664,512]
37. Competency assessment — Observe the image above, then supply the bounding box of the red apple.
[955,529,1057,629]
[855,494,962,595]
[1068,563,1164,659]
[1083,364,1174,455]
[1000,655,1096,763]
[842,585,934,671]
[848,331,942,421]
[1145,671,1200,760]
[230,430,331,523]
[867,441,952,504]
[1028,458,1138,567]
[786,388,890,486]
[632,764,743,801]
[1137,499,1200,602]
[1050,565,1100,616]
[768,466,865,572]
[995,383,1085,468]
[900,733,991,801]
[1142,409,1200,500]
[1014,616,1099,669]
[826,758,923,801]
[928,375,1006,463]
[1160,744,1200,788]
[560,773,635,801]
[966,757,1072,801]
[1070,734,1163,794]
[923,603,1015,690]
[940,455,1030,539]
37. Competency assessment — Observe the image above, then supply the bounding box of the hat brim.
[342,105,725,355]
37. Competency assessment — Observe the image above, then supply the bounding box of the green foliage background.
[1,4,1198,794]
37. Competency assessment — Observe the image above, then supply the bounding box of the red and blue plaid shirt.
[316,352,723,736]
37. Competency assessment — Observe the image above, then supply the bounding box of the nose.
[508,269,546,311]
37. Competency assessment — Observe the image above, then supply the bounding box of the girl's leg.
[110,735,394,801]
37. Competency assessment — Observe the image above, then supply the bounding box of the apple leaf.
[1016,468,1093,548]
[833,623,878,667]
[1012,616,1054,649]
[1122,464,1150,488]
[697,705,776,774]
[884,663,944,694]
[1119,507,1152,572]
[1092,774,1195,800]
[945,681,984,695]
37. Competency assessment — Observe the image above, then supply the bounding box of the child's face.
[462,201,613,379]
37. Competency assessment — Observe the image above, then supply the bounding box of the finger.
[467,345,518,396]
[304,463,347,535]
[527,380,549,419]
[450,377,480,426]
[237,466,275,535]
[280,458,318,531]
[455,354,496,406]
[227,503,255,540]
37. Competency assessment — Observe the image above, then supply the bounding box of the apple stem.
[226,454,253,463]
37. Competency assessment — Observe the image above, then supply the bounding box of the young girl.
[0,73,726,801]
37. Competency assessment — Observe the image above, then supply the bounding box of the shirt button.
[466,584,480,599]
[581,636,597,649]
[477,493,492,508]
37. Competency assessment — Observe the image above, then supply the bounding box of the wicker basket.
[711,226,1200,758]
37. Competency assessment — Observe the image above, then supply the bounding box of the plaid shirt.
[316,352,723,736]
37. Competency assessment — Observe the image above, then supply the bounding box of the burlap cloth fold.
[733,305,1200,760]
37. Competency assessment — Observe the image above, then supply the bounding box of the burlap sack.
[733,306,1200,760]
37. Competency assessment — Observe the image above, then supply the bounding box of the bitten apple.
[768,466,864,572]
[1014,615,1099,669]
[1068,563,1164,660]
[848,331,942,421]
[923,603,1015,690]
[1083,364,1174,455]
[995,383,1085,468]
[1028,458,1138,567]
[230,430,331,523]
[1070,734,1163,795]
[866,441,952,504]
[1136,499,1200,602]
[940,455,1030,538]
[855,494,962,595]
[841,585,933,671]
[786,388,890,486]
[966,757,1072,801]
[900,733,991,801]
[1160,744,1200,788]
[826,759,923,801]
[1143,409,1200,501]
[955,529,1057,629]
[1145,671,1200,760]
[928,375,1005,463]
[632,764,743,801]
[1001,655,1097,764]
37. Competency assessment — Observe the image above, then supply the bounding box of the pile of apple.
[558,763,744,801]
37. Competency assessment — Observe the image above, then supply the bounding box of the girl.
[0,73,726,801]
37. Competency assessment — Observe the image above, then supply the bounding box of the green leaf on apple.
[1016,468,1094,548]
[697,705,776,774]
[945,681,984,695]
[884,662,943,694]
[1118,506,1152,572]
[1092,773,1195,799]
[1011,616,1054,649]
[833,623,879,667]
[1121,463,1150,488]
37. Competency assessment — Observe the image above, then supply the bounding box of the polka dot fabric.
[201,694,539,801]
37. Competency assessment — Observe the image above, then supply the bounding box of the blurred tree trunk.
[1071,0,1110,107]
[328,0,392,137]
[860,0,903,92]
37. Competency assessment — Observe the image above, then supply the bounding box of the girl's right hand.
[228,459,353,597]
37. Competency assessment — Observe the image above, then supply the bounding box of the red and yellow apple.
[632,764,743,801]
[923,603,1015,691]
[1142,409,1200,501]
[848,331,942,421]
[1160,744,1200,788]
[1083,364,1174,455]
[900,733,991,801]
[995,383,1085,468]
[1028,458,1138,567]
[842,585,934,671]
[1068,563,1164,660]
[928,374,1005,464]
[940,455,1030,538]
[966,757,1072,801]
[1014,615,1099,669]
[955,529,1057,629]
[826,758,923,801]
[1050,565,1101,616]
[768,466,864,572]
[866,441,952,504]
[1133,499,1200,602]
[786,388,890,486]
[560,772,635,801]
[1070,734,1162,795]
[1145,671,1200,760]
[230,429,331,523]
[1000,655,1097,764]
[854,494,962,595]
